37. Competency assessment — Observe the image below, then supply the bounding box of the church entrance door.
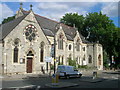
[26,50,34,73]
[27,57,33,73]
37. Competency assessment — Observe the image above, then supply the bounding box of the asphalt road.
[1,70,120,89]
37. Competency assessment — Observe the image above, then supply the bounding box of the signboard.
[83,60,87,65]
[45,57,52,62]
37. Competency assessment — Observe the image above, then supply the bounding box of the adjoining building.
[0,4,103,75]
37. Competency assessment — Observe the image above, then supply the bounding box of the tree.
[2,15,15,24]
[61,12,119,68]
[60,13,85,33]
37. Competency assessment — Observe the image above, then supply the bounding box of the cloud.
[19,0,26,2]
[1,0,120,2]
[101,2,118,17]
[38,2,68,11]
[32,2,98,21]
[0,3,14,23]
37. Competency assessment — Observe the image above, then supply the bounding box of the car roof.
[58,65,74,67]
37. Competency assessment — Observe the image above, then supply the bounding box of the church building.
[0,4,103,75]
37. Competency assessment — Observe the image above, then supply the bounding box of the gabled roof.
[34,14,77,39]
[0,14,28,41]
[0,9,90,43]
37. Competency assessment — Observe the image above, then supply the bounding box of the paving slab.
[79,76,105,83]
[45,82,78,88]
[1,85,38,90]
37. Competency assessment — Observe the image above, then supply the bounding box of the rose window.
[25,24,37,42]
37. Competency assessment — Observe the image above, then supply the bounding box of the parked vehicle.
[56,65,82,79]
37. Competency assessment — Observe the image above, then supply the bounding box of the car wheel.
[58,76,61,79]
[78,74,82,78]
[65,75,70,79]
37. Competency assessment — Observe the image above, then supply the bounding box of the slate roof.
[42,28,54,37]
[0,14,28,41]
[0,9,90,43]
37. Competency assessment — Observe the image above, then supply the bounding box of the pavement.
[79,76,105,83]
[2,73,50,81]
[45,82,78,88]
[1,85,38,90]
[1,70,119,89]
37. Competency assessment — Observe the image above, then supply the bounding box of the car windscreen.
[65,66,74,71]
[57,66,65,71]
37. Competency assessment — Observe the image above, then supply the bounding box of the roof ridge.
[22,10,75,30]
[1,15,25,26]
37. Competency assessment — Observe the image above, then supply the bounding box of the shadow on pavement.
[102,71,120,74]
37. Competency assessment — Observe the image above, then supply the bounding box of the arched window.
[13,38,20,63]
[98,54,101,65]
[76,38,80,51]
[88,55,92,63]
[13,46,18,63]
[83,47,85,51]
[69,44,72,50]
[58,56,61,65]
[27,51,34,56]
[40,42,44,62]
[58,34,63,50]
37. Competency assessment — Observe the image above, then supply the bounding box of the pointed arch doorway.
[26,50,34,73]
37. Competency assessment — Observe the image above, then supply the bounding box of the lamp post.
[53,23,61,74]
[53,35,56,74]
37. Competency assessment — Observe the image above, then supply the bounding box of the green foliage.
[50,64,54,70]
[103,50,109,69]
[68,58,77,67]
[60,13,84,31]
[78,65,88,69]
[2,15,15,24]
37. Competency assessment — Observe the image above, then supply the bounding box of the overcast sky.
[0,0,119,27]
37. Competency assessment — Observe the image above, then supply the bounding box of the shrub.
[68,58,77,68]
[78,65,88,69]
[50,64,54,70]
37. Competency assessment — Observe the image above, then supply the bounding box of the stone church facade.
[0,5,103,75]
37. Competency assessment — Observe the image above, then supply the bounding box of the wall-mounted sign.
[83,60,87,65]
[20,58,25,64]
[45,57,52,62]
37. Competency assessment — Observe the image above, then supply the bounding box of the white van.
[57,65,82,79]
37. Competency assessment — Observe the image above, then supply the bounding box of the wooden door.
[27,58,32,73]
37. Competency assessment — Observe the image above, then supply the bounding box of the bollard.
[52,74,56,85]
[93,71,97,79]
[56,73,59,83]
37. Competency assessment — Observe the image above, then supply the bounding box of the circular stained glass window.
[25,24,36,42]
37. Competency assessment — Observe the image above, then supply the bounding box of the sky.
[0,0,119,27]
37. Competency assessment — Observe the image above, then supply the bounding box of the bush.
[50,64,54,70]
[78,65,88,69]
[68,58,77,67]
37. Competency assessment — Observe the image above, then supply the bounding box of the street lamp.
[53,23,61,74]
[53,34,56,74]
